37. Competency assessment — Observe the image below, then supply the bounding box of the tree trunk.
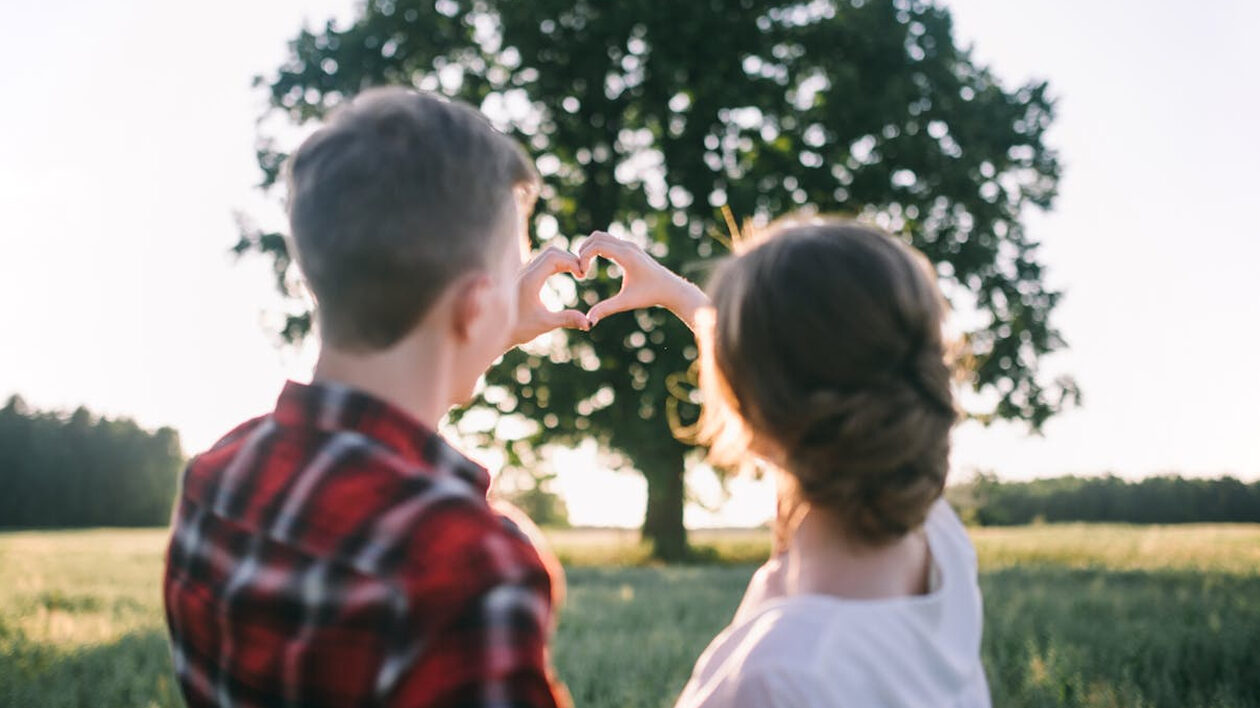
[641,447,688,561]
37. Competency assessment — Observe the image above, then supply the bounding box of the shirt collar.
[272,379,491,496]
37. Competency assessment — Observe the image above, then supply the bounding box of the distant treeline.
[949,473,1260,526]
[0,396,183,528]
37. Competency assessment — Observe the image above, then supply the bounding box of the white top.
[675,500,990,708]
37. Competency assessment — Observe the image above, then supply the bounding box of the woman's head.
[699,216,957,546]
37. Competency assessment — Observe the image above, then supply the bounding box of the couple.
[162,87,990,708]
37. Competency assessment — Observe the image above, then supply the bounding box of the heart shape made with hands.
[514,232,663,345]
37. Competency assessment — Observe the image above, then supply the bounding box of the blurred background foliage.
[235,0,1078,558]
[948,472,1260,527]
[0,397,183,528]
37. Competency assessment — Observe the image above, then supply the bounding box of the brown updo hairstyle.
[697,215,957,547]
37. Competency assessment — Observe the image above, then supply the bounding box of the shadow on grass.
[1,628,183,708]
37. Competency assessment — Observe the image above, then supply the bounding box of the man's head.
[286,88,538,401]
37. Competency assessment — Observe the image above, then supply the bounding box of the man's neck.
[311,331,453,430]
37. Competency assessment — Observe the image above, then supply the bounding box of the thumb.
[549,308,591,331]
[587,294,632,327]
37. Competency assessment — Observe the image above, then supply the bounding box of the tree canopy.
[237,0,1077,558]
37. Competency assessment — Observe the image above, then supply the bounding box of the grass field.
[2,525,1259,708]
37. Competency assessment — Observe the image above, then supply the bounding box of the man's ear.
[450,271,492,342]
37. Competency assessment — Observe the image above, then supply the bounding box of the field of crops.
[2,524,1259,708]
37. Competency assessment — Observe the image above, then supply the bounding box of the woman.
[578,216,990,708]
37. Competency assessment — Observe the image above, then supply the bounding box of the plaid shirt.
[163,380,567,708]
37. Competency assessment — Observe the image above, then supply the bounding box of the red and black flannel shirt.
[163,380,567,708]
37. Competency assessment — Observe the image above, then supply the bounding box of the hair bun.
[789,369,953,540]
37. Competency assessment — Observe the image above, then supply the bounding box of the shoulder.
[392,493,555,607]
[925,496,967,533]
[924,498,978,569]
[178,414,272,505]
[681,601,853,708]
[679,615,838,708]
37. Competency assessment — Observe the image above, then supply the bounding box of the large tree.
[237,0,1077,559]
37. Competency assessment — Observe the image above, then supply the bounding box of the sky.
[1,0,1257,528]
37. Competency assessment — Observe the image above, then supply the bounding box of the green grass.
[2,526,1259,707]
[970,523,1260,575]
[547,523,1260,572]
[0,529,180,708]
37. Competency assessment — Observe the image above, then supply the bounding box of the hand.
[576,231,710,330]
[507,246,591,348]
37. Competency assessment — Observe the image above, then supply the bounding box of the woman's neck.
[782,507,932,601]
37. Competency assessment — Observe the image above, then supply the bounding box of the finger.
[536,246,582,275]
[577,230,613,249]
[575,234,602,276]
[587,293,633,327]
[525,247,583,289]
[576,246,602,279]
[542,248,583,279]
[547,308,591,331]
[578,234,629,277]
[575,231,612,263]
